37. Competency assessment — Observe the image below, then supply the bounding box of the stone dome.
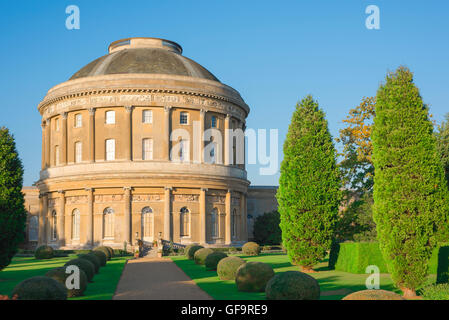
[70,37,220,82]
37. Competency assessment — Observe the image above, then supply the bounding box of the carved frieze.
[94,194,124,203]
[47,198,57,207]
[173,194,199,202]
[208,195,226,204]
[66,195,87,204]
[42,92,246,120]
[131,194,163,202]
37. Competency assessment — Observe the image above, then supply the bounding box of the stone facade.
[32,38,254,250]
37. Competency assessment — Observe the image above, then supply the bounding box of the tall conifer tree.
[0,127,26,270]
[277,95,341,272]
[372,67,449,297]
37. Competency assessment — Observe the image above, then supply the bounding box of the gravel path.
[113,257,212,300]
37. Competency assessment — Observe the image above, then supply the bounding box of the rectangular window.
[105,111,115,124]
[142,138,153,160]
[211,116,217,128]
[55,145,60,166]
[75,142,82,163]
[106,139,115,161]
[75,114,82,128]
[142,110,153,124]
[180,112,188,124]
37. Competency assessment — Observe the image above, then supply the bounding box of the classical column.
[124,106,133,161]
[224,114,231,165]
[163,106,172,160]
[58,190,65,246]
[41,122,46,169]
[199,188,207,244]
[240,192,247,242]
[61,113,67,165]
[88,108,96,163]
[225,189,232,245]
[86,188,94,247]
[199,109,206,163]
[164,187,172,240]
[39,193,48,245]
[45,119,51,168]
[124,187,132,244]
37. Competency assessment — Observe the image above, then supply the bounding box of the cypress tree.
[372,67,449,297]
[276,95,341,272]
[0,127,26,270]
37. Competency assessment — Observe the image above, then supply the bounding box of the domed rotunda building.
[36,37,250,249]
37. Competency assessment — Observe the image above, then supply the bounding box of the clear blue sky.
[1,0,448,187]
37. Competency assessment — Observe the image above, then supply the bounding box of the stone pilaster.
[45,119,51,168]
[164,106,172,161]
[86,188,94,247]
[224,114,231,165]
[58,190,65,246]
[124,106,133,161]
[39,193,48,245]
[225,189,232,245]
[199,109,206,163]
[41,122,46,169]
[164,186,172,240]
[88,108,95,163]
[61,113,67,165]
[199,188,207,244]
[124,186,132,244]
[240,192,247,242]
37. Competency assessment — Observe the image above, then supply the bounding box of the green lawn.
[0,255,130,300]
[171,253,436,300]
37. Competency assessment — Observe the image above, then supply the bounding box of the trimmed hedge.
[330,242,449,279]
[342,289,405,300]
[12,276,67,300]
[105,246,114,258]
[194,248,214,265]
[205,252,227,271]
[45,267,88,297]
[217,256,246,280]
[186,244,204,260]
[420,284,449,300]
[64,258,95,282]
[34,245,54,260]
[235,262,275,292]
[90,250,107,267]
[242,242,261,256]
[265,271,320,300]
[94,246,111,260]
[78,253,101,273]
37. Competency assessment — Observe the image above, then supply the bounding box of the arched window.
[141,207,153,240]
[103,207,115,239]
[231,208,237,239]
[28,216,38,241]
[211,208,219,238]
[72,209,80,240]
[51,210,57,241]
[75,114,82,128]
[180,207,190,237]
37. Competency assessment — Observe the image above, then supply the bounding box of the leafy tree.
[0,127,26,270]
[336,97,376,193]
[372,67,449,297]
[276,95,342,272]
[435,113,449,187]
[253,211,281,245]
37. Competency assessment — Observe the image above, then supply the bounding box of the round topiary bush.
[45,267,88,297]
[34,245,54,260]
[91,250,107,267]
[94,246,111,260]
[217,256,246,280]
[64,258,95,282]
[265,271,320,300]
[342,289,405,300]
[186,245,204,260]
[105,246,114,258]
[205,251,228,271]
[12,276,67,300]
[78,253,101,273]
[235,262,275,292]
[242,242,261,256]
[194,248,214,265]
